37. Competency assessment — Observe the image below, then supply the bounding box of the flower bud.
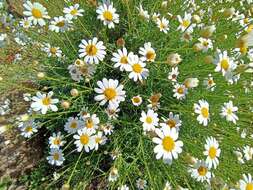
[37,72,45,79]
[204,55,214,64]
[223,7,235,18]
[166,53,182,66]
[61,101,70,109]
[116,38,125,47]
[70,89,79,97]
[192,14,201,23]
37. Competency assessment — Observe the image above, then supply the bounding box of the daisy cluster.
[2,0,252,189]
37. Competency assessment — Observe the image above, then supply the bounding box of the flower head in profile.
[31,91,59,114]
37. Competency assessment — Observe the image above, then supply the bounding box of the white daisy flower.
[19,119,38,138]
[156,17,169,33]
[152,127,183,164]
[94,78,126,107]
[96,2,119,29]
[73,128,96,152]
[84,114,100,132]
[31,91,59,114]
[94,131,107,150]
[42,43,62,58]
[168,67,179,82]
[184,78,199,89]
[49,16,72,33]
[78,37,106,64]
[239,173,253,190]
[128,54,149,82]
[139,42,156,62]
[173,83,188,100]
[163,181,172,190]
[118,185,129,190]
[160,112,182,131]
[64,117,83,134]
[23,1,50,26]
[194,100,210,126]
[47,148,65,166]
[20,18,32,29]
[203,74,216,91]
[198,37,213,52]
[131,95,143,106]
[203,136,221,169]
[101,123,114,135]
[214,50,237,76]
[49,132,65,149]
[108,167,119,182]
[189,160,212,183]
[243,145,253,161]
[136,178,147,190]
[63,4,84,20]
[111,48,132,71]
[106,103,120,120]
[220,101,238,124]
[137,4,149,20]
[177,13,195,32]
[140,109,159,132]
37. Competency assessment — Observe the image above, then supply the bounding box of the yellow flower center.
[32,8,43,19]
[56,21,65,27]
[201,107,209,118]
[162,136,175,152]
[146,51,155,61]
[70,121,77,129]
[70,9,78,15]
[166,119,176,128]
[25,126,33,132]
[244,18,249,24]
[240,46,248,55]
[182,20,190,28]
[203,41,209,47]
[145,116,153,124]
[132,97,140,103]
[53,138,61,145]
[86,119,94,129]
[104,88,117,100]
[132,63,142,73]
[103,10,113,21]
[86,44,98,56]
[246,24,253,33]
[208,146,217,159]
[198,166,208,176]
[246,183,253,190]
[208,79,213,85]
[177,87,184,94]
[220,59,229,71]
[160,23,166,29]
[50,47,57,54]
[53,153,59,160]
[227,108,232,115]
[120,56,128,64]
[42,97,51,106]
[80,134,89,145]
[95,137,101,143]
